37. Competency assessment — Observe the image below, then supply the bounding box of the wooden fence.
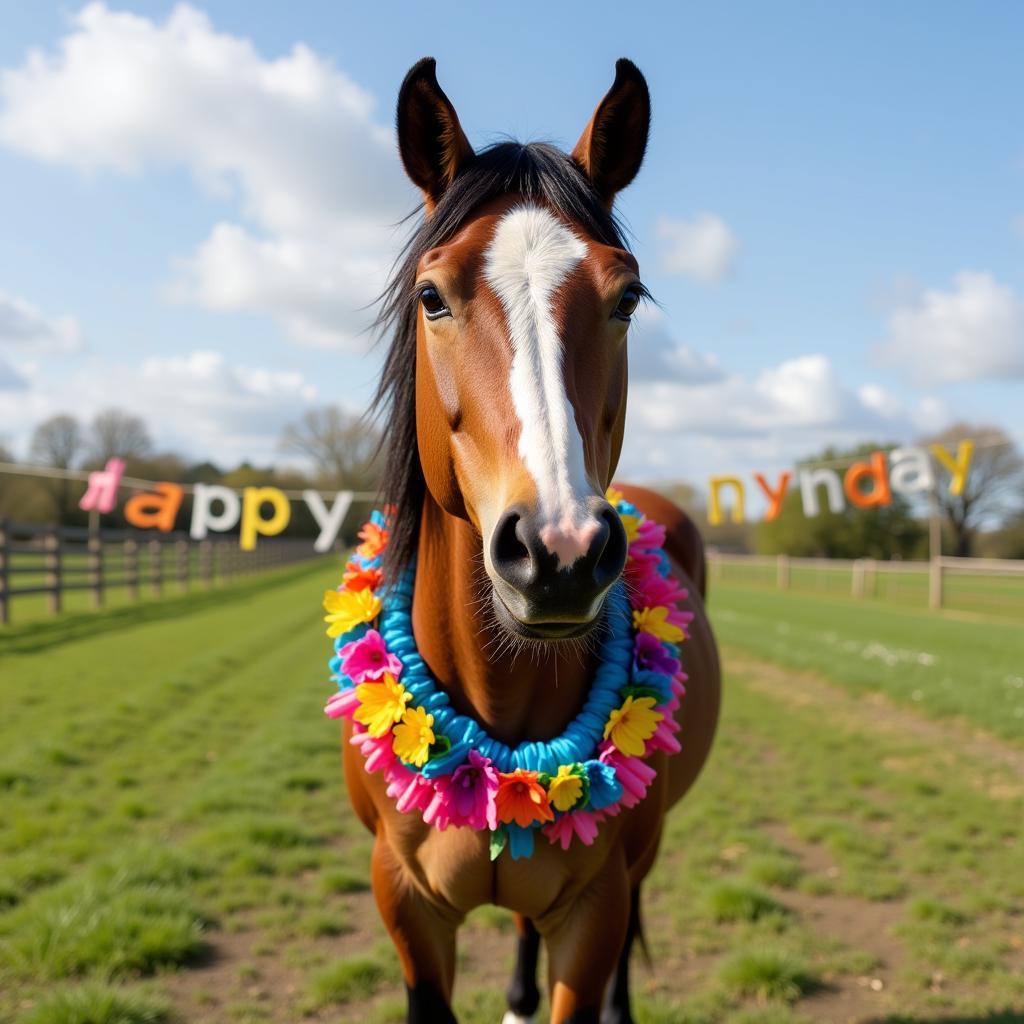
[707,552,1024,616]
[0,520,329,624]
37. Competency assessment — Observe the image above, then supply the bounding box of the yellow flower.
[323,588,381,638]
[605,485,625,506]
[547,765,584,812]
[632,605,685,643]
[354,674,411,738]
[392,706,435,767]
[619,512,640,544]
[603,696,663,757]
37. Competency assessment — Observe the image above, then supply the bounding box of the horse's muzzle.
[487,497,627,638]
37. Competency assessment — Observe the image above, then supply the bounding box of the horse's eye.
[419,286,450,319]
[614,287,641,321]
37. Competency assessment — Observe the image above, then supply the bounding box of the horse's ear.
[571,59,650,207]
[396,58,474,212]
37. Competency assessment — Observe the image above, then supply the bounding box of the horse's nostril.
[593,505,628,588]
[491,509,532,588]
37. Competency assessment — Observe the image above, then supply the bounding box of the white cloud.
[0,3,412,350]
[0,350,320,463]
[656,212,738,284]
[0,291,81,354]
[878,271,1024,384]
[628,308,724,383]
[618,352,936,483]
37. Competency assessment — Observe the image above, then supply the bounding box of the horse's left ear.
[572,59,651,207]
[396,57,475,212]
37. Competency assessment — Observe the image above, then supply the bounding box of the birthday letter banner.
[705,441,973,526]
[76,458,354,552]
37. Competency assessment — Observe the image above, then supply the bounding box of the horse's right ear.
[572,59,651,207]
[396,58,474,212]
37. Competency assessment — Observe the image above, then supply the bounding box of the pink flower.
[386,768,435,814]
[339,629,402,684]
[600,746,657,808]
[630,569,688,611]
[633,631,680,678]
[442,750,499,830]
[667,606,695,631]
[350,726,398,775]
[422,785,454,831]
[630,518,666,552]
[543,810,602,850]
[646,716,682,756]
[324,687,361,720]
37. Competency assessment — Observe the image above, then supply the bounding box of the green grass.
[717,949,820,1002]
[2,560,1024,1022]
[711,582,1024,741]
[305,955,398,1010]
[705,882,787,924]
[19,984,174,1024]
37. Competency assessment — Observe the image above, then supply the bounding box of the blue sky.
[0,2,1021,490]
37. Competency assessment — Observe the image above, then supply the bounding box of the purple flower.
[438,750,498,830]
[339,629,402,684]
[633,631,679,677]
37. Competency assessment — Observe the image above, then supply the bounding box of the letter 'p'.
[240,487,291,551]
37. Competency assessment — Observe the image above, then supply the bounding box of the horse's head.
[381,58,650,641]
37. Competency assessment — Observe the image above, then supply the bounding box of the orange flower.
[496,769,554,827]
[356,522,388,559]
[343,561,383,592]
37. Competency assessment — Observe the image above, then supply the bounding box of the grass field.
[711,560,1024,619]
[1,562,1023,1024]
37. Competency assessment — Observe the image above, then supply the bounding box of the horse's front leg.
[538,854,631,1024]
[371,833,460,1023]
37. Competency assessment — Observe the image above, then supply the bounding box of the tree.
[29,414,84,469]
[756,443,927,560]
[280,406,380,490]
[920,423,1024,557]
[89,408,153,464]
[29,414,86,520]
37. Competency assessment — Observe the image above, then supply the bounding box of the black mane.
[371,141,630,577]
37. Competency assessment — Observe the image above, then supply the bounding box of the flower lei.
[321,490,692,860]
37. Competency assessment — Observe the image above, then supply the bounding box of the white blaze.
[484,205,596,566]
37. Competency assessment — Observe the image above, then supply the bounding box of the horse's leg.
[371,834,459,1024]
[503,914,541,1023]
[541,860,631,1024]
[599,886,641,1024]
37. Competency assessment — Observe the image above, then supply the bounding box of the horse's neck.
[411,495,596,747]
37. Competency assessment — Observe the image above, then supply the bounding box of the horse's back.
[615,483,721,811]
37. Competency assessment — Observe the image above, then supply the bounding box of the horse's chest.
[393,814,614,920]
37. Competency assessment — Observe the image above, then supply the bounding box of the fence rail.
[0,520,328,624]
[707,552,1024,616]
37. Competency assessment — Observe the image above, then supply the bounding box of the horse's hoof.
[501,1012,535,1024]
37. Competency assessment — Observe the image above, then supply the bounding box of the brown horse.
[340,57,721,1024]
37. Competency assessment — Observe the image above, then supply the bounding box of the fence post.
[851,560,865,598]
[200,540,213,589]
[776,554,790,590]
[46,530,62,615]
[175,538,189,593]
[88,528,104,609]
[0,521,8,625]
[124,538,139,602]
[149,539,163,597]
[929,557,943,611]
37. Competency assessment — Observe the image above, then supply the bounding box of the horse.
[335,57,721,1024]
